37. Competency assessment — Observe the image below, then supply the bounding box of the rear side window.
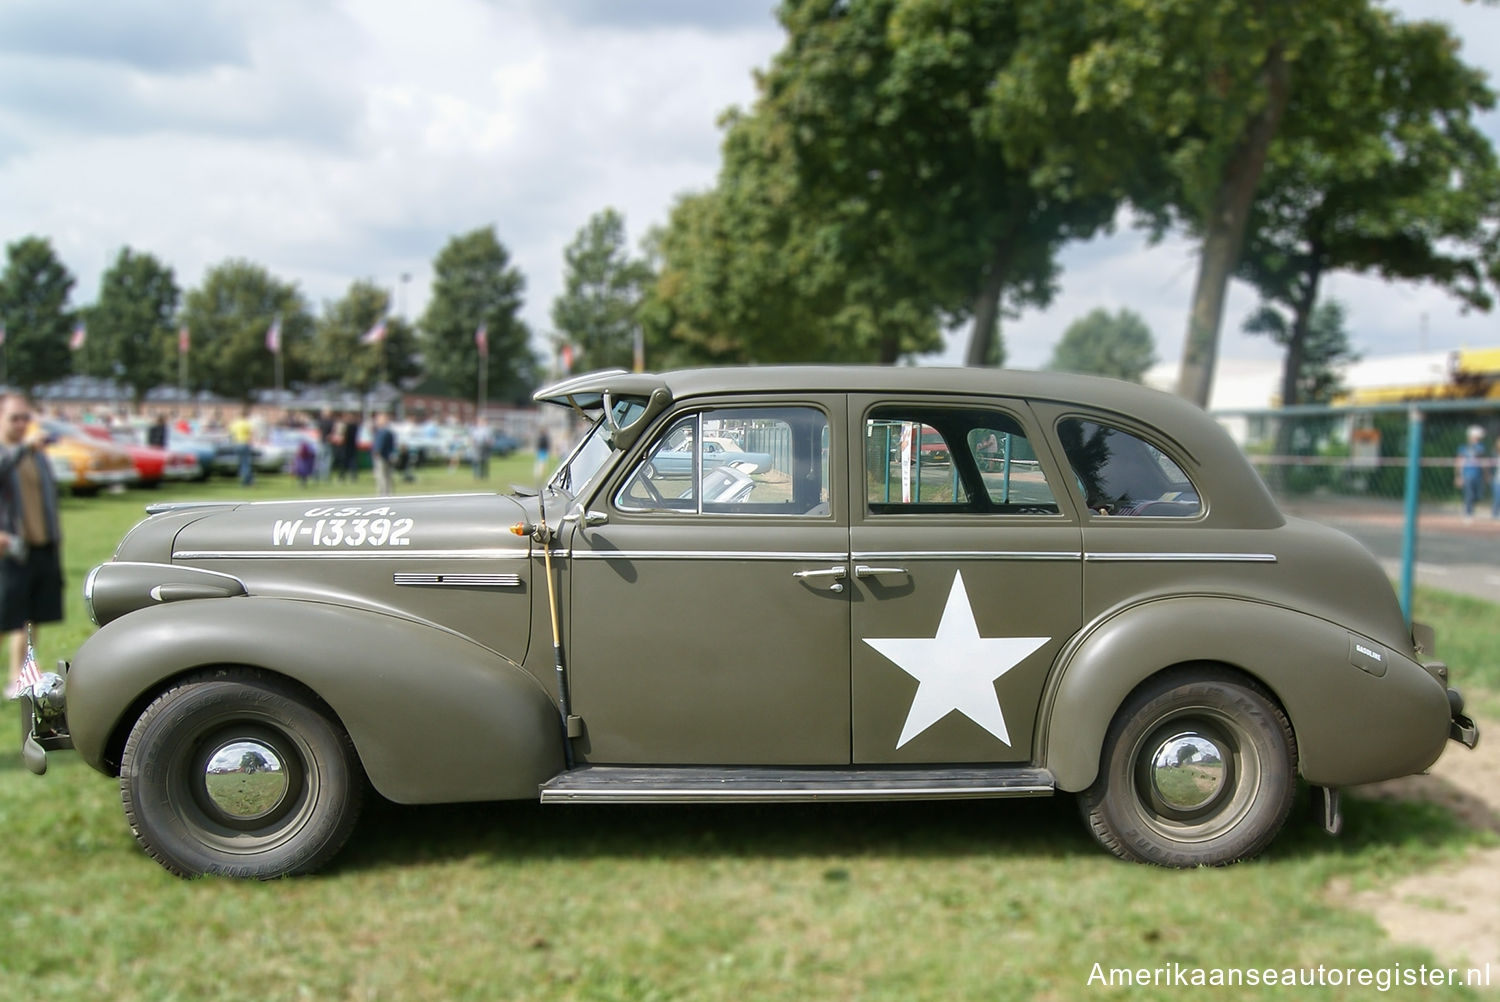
[864,407,1059,515]
[1057,419,1201,517]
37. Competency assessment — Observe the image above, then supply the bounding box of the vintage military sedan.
[21,367,1478,878]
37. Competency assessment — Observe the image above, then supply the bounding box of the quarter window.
[616,407,831,516]
[1057,419,1201,517]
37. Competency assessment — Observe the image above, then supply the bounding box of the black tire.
[120,669,364,879]
[1079,667,1296,867]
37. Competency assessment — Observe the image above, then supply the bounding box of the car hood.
[169,492,532,560]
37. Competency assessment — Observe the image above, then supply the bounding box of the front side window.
[864,407,1059,514]
[616,406,831,516]
[1057,419,1201,517]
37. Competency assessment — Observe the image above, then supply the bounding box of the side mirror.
[561,509,608,528]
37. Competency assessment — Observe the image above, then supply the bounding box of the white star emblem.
[864,571,1050,748]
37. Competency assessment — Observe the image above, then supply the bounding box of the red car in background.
[78,424,201,486]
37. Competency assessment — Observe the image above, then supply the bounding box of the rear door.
[846,394,1084,764]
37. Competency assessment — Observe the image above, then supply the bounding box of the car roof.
[540,366,1214,443]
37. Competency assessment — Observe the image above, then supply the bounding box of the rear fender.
[1040,596,1450,791]
[67,597,564,803]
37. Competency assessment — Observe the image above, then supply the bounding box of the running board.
[539,765,1055,804]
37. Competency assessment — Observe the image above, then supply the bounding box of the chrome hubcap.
[1147,730,1227,813]
[203,739,290,820]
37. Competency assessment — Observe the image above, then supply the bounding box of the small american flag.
[178,326,190,354]
[69,322,87,351]
[360,320,387,345]
[266,316,282,354]
[16,636,42,693]
[475,323,488,358]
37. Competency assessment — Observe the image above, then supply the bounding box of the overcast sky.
[1,0,1495,380]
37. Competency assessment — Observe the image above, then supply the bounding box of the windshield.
[548,395,647,498]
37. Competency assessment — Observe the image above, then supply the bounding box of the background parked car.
[38,420,139,494]
[77,424,201,487]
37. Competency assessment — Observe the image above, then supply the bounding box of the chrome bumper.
[18,669,70,776]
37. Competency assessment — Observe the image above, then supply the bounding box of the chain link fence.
[1213,399,1500,616]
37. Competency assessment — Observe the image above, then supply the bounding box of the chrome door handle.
[855,564,909,578]
[793,565,847,593]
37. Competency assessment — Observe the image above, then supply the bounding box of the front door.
[846,395,1084,764]
[567,397,851,764]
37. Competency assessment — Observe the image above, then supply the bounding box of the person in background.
[472,420,491,479]
[372,411,396,496]
[315,408,336,482]
[1455,425,1486,522]
[534,426,551,481]
[147,414,168,448]
[0,394,63,700]
[1492,438,1500,520]
[230,406,255,487]
[339,411,362,481]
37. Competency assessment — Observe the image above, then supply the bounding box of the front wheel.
[120,669,365,878]
[1079,667,1296,867]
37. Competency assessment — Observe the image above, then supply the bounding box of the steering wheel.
[635,469,666,505]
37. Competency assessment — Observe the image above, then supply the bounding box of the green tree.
[79,248,179,404]
[420,227,536,404]
[551,208,652,372]
[1243,298,1357,405]
[178,260,313,401]
[1047,308,1157,382]
[1005,0,1382,404]
[678,0,1115,367]
[308,281,421,397]
[0,236,75,391]
[1238,11,1500,410]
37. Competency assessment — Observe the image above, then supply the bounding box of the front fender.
[68,597,564,803]
[1040,596,1450,792]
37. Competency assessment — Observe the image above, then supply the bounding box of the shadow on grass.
[335,795,1094,874]
[331,778,1487,876]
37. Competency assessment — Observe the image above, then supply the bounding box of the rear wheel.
[1079,667,1295,867]
[120,669,364,878]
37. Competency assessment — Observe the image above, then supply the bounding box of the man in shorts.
[0,393,63,698]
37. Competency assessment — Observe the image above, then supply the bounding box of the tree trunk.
[1270,260,1322,492]
[963,240,1011,368]
[1175,44,1292,407]
[1279,258,1322,410]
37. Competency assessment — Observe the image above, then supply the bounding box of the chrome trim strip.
[1084,552,1278,563]
[394,572,521,588]
[173,548,527,560]
[540,784,1054,804]
[571,550,848,561]
[852,550,1081,561]
[244,492,494,505]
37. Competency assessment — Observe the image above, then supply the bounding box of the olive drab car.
[20,367,1479,878]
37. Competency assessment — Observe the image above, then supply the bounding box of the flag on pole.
[0,323,6,347]
[69,322,87,351]
[475,323,488,358]
[360,319,387,345]
[266,315,282,354]
[560,343,574,374]
[15,631,43,695]
[178,326,190,354]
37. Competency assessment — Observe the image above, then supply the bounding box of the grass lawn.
[2,465,1496,1001]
